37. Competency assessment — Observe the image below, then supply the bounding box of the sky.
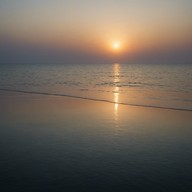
[0,0,192,64]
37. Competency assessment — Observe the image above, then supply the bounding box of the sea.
[0,63,192,192]
[0,63,192,111]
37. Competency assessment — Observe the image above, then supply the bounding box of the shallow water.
[0,63,192,110]
[0,92,192,191]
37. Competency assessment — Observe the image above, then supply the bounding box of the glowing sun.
[112,42,121,50]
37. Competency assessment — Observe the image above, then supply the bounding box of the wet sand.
[0,90,192,192]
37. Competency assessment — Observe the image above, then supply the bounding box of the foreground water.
[0,63,192,110]
[0,92,192,192]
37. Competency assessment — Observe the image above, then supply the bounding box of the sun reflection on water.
[114,87,119,111]
[113,63,120,121]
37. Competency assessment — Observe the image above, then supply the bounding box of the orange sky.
[0,0,192,64]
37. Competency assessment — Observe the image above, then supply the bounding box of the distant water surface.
[0,63,192,110]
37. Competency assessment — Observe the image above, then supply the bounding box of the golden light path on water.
[113,63,120,121]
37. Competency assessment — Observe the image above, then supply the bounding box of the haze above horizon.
[0,0,192,64]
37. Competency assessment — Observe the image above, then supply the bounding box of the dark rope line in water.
[0,88,192,112]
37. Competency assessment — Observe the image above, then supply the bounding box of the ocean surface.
[0,63,192,110]
[0,92,192,192]
[0,63,192,192]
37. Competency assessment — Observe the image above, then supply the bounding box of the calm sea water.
[0,93,192,192]
[0,63,191,110]
[0,63,192,192]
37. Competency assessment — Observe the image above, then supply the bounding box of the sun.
[107,40,124,53]
[112,42,121,50]
[114,43,119,48]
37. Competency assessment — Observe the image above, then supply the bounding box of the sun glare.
[113,42,120,49]
[114,43,119,48]
[106,39,125,53]
[111,41,123,52]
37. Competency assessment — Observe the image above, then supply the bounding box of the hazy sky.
[0,0,192,64]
